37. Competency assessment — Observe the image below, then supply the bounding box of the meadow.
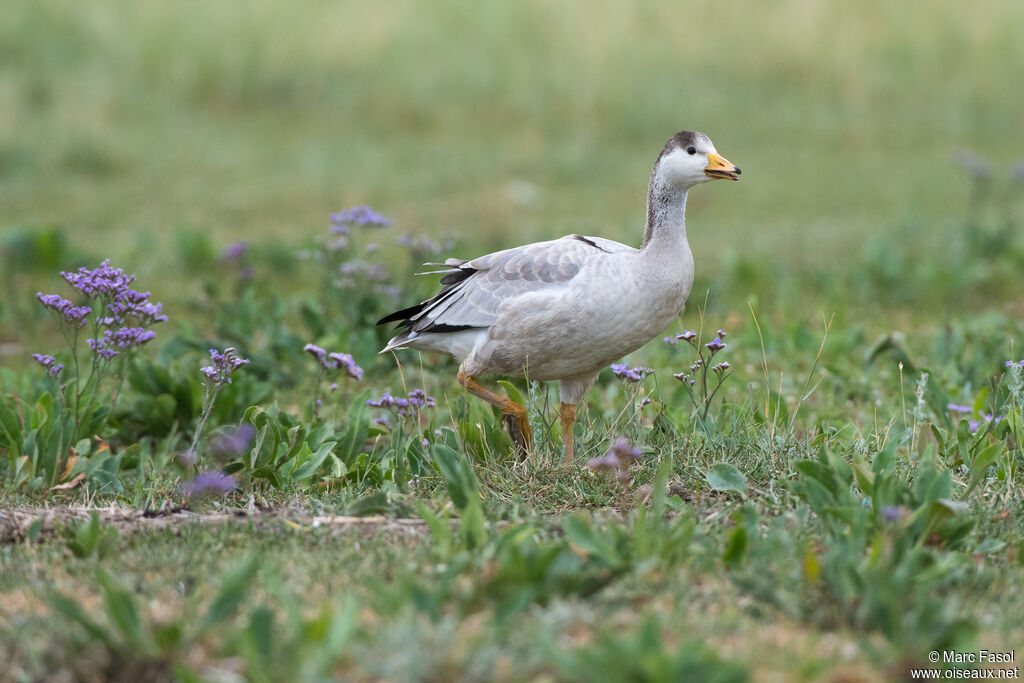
[2,1,1024,680]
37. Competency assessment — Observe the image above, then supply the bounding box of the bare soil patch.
[0,505,431,544]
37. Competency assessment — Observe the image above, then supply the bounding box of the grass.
[3,1,1024,681]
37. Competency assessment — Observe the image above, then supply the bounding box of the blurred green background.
[2,0,1022,300]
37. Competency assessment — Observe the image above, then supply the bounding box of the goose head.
[652,131,741,191]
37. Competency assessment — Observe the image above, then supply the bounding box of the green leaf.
[705,463,747,493]
[290,440,337,482]
[965,440,1003,496]
[202,554,260,632]
[496,380,525,406]
[651,452,674,520]
[339,390,370,466]
[48,592,116,647]
[431,442,479,510]
[563,515,622,570]
[96,571,143,647]
[722,525,748,567]
[460,496,487,550]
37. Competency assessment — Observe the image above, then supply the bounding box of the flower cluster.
[1005,360,1024,369]
[35,293,91,326]
[86,327,157,360]
[396,232,452,259]
[969,413,1001,433]
[35,260,167,369]
[32,354,64,377]
[200,347,250,385]
[220,241,249,262]
[668,327,733,422]
[587,437,643,483]
[303,344,363,381]
[182,470,237,498]
[663,330,697,345]
[338,259,391,282]
[367,389,436,418]
[946,403,1003,433]
[61,259,137,298]
[610,362,653,383]
[330,205,391,230]
[210,423,256,457]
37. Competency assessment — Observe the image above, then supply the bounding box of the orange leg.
[458,371,533,459]
[559,402,578,462]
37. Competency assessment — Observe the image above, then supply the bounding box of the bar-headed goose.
[379,130,740,460]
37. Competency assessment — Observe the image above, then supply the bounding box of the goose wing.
[379,234,634,341]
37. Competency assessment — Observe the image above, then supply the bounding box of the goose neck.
[642,182,688,251]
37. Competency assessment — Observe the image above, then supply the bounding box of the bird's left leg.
[457,371,533,459]
[559,402,578,462]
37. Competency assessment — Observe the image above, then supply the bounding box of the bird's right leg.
[457,371,533,459]
[559,402,577,463]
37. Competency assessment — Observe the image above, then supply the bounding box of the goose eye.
[686,146,696,155]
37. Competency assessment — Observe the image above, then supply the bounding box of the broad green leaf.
[965,440,1003,495]
[706,463,747,493]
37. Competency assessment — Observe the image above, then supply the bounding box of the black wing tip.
[377,303,425,326]
[379,264,480,331]
[440,267,475,286]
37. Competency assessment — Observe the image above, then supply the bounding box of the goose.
[378,130,740,461]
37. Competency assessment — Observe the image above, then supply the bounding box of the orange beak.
[704,153,741,181]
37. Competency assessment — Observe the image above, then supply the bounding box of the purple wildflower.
[716,329,727,339]
[408,388,436,408]
[705,337,726,353]
[1005,360,1024,368]
[610,362,653,383]
[367,389,436,418]
[373,416,391,428]
[86,327,156,361]
[32,354,64,377]
[946,403,972,414]
[712,361,731,374]
[305,344,363,381]
[587,437,643,480]
[968,413,1002,434]
[210,424,256,457]
[182,470,237,498]
[220,241,249,261]
[608,437,642,464]
[663,336,679,345]
[339,260,391,282]
[36,293,72,310]
[679,330,697,342]
[86,337,119,360]
[673,371,696,387]
[61,259,136,299]
[396,233,443,258]
[587,453,619,471]
[639,397,653,407]
[200,347,250,385]
[330,205,391,228]
[36,293,92,327]
[881,506,904,522]
[103,289,167,326]
[955,150,993,179]
[327,352,363,381]
[304,343,327,362]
